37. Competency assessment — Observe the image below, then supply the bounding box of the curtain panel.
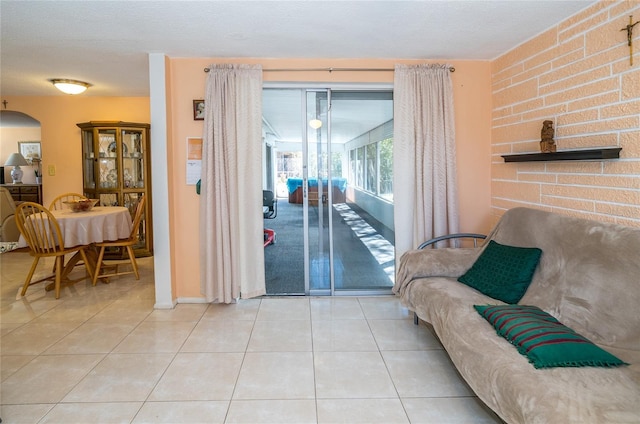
[199,64,266,303]
[393,63,459,259]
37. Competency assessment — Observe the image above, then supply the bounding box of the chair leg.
[21,257,40,297]
[92,246,106,286]
[126,246,140,280]
[54,256,63,299]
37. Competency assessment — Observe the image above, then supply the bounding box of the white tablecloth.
[18,206,133,249]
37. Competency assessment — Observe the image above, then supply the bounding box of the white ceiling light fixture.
[309,119,322,129]
[49,78,92,95]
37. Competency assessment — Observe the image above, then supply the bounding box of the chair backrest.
[263,190,275,209]
[129,195,146,240]
[0,187,19,242]
[0,187,16,217]
[263,190,277,219]
[15,202,66,253]
[49,192,87,211]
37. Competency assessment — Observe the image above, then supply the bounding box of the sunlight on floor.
[334,203,395,283]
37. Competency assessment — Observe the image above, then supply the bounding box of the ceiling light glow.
[50,79,92,95]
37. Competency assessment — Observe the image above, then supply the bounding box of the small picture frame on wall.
[193,100,205,120]
[18,141,42,164]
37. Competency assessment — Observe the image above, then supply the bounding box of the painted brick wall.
[491,0,640,227]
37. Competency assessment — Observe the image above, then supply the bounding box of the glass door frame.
[305,88,334,296]
[265,82,394,297]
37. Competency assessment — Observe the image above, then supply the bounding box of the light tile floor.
[1,250,503,423]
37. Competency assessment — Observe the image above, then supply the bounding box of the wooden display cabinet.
[77,121,153,256]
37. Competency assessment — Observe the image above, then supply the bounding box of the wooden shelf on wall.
[502,147,622,163]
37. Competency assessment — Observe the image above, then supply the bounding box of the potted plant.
[34,168,42,184]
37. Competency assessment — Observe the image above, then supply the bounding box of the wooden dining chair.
[92,195,146,285]
[48,192,89,273]
[15,202,93,299]
[49,192,87,211]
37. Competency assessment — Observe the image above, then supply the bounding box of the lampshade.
[50,78,91,95]
[4,152,28,167]
[4,153,28,184]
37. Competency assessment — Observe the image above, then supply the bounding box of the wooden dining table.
[17,206,133,289]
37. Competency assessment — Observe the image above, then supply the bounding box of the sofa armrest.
[417,233,486,249]
[0,214,20,242]
[393,247,481,298]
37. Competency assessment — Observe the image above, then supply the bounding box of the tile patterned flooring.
[1,250,502,423]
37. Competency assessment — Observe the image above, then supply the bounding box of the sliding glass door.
[329,91,395,293]
[263,87,394,296]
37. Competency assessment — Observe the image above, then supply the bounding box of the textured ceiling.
[1,0,596,97]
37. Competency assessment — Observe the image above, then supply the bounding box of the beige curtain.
[199,64,266,303]
[393,64,459,259]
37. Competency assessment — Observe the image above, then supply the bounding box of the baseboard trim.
[153,299,178,309]
[174,297,209,304]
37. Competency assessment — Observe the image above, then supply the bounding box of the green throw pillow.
[458,240,542,303]
[474,304,628,369]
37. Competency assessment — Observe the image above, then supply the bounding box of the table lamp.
[4,153,29,184]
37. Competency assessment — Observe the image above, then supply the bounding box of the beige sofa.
[0,187,20,242]
[394,207,640,423]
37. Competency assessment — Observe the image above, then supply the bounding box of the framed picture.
[193,100,205,120]
[18,141,42,163]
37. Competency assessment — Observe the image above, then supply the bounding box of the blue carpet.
[264,199,395,295]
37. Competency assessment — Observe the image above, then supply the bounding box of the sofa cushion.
[457,240,541,303]
[474,304,628,369]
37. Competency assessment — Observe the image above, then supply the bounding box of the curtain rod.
[203,66,455,73]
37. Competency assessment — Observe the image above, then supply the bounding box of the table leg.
[44,248,94,292]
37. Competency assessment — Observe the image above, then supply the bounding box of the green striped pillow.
[474,305,628,369]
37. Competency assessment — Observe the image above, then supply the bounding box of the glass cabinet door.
[121,129,145,190]
[98,129,119,192]
[82,130,96,189]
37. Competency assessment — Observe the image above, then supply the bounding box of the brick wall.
[491,0,640,227]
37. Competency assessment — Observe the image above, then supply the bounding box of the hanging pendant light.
[49,79,92,95]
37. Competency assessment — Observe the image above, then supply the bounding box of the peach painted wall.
[168,58,492,299]
[1,97,150,207]
[491,0,640,227]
